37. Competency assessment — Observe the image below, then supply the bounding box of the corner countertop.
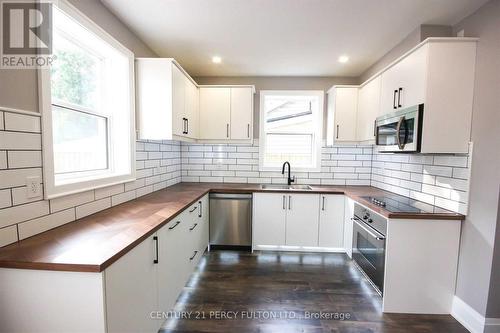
[0,183,464,273]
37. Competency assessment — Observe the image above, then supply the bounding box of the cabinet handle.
[373,119,377,138]
[189,206,197,213]
[186,118,189,134]
[247,124,250,138]
[198,200,202,218]
[189,223,198,231]
[189,251,198,261]
[322,196,325,211]
[288,195,291,210]
[182,118,187,134]
[282,195,286,210]
[226,124,229,138]
[153,236,159,264]
[398,87,402,108]
[168,221,181,230]
[336,125,339,139]
[393,90,398,109]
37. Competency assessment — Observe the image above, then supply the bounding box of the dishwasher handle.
[209,193,252,200]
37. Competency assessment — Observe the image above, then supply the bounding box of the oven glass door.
[352,218,386,293]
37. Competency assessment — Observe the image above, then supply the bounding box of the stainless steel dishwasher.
[209,193,252,249]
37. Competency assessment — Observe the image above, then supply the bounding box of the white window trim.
[259,90,324,173]
[39,0,136,199]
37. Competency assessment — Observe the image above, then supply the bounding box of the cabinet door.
[172,65,186,137]
[356,76,381,142]
[199,87,231,139]
[318,195,345,248]
[379,45,427,113]
[253,193,286,246]
[105,234,159,333]
[343,197,355,258]
[333,87,358,141]
[230,87,253,140]
[285,194,320,247]
[157,215,190,313]
[184,77,199,139]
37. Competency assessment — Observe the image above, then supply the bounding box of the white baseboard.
[252,245,346,253]
[451,296,500,333]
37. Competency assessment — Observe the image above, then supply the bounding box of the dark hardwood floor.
[159,251,467,333]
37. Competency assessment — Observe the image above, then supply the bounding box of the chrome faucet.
[282,161,295,185]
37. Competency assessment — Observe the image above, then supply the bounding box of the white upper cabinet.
[230,87,253,140]
[356,76,381,142]
[135,58,199,141]
[199,87,231,140]
[199,86,254,141]
[326,86,358,145]
[379,45,427,113]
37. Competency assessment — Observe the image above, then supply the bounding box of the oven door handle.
[352,217,386,241]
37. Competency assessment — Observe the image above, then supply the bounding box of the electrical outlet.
[26,176,41,198]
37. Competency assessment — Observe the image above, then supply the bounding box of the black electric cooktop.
[360,195,449,214]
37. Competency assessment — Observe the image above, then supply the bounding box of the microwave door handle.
[396,116,406,150]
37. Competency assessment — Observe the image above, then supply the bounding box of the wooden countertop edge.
[0,184,465,273]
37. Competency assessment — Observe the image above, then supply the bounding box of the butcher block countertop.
[0,183,464,273]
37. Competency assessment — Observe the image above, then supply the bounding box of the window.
[40,1,135,198]
[259,90,324,172]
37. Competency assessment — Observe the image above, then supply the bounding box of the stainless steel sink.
[260,184,290,190]
[290,185,312,190]
[260,184,313,190]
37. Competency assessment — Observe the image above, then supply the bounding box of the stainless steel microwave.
[375,104,423,153]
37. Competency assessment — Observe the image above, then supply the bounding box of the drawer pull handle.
[189,251,198,261]
[189,223,198,231]
[168,221,181,230]
[189,206,198,213]
[198,201,202,218]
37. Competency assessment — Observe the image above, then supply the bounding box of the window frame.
[259,90,324,173]
[39,0,136,199]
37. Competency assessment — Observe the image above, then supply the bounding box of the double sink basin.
[260,184,313,190]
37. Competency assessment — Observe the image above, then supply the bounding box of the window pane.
[264,133,313,167]
[52,106,108,174]
[51,32,101,110]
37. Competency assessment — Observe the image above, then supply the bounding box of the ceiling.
[101,0,487,77]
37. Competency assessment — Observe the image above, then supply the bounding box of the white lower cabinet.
[105,234,160,333]
[253,193,345,250]
[106,194,209,333]
[285,194,320,247]
[318,195,345,248]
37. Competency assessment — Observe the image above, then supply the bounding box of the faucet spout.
[281,161,295,185]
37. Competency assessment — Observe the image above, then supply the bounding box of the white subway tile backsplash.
[0,189,12,209]
[95,184,125,200]
[0,131,41,150]
[0,225,18,247]
[7,151,42,168]
[0,200,49,228]
[111,190,136,206]
[0,112,3,129]
[18,208,75,240]
[4,113,40,132]
[50,190,95,213]
[75,198,111,219]
[423,165,453,177]
[12,186,42,205]
[433,156,468,168]
[0,168,42,189]
[0,151,6,169]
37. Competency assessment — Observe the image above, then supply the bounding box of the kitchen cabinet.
[105,234,160,333]
[379,45,427,113]
[199,87,231,140]
[326,86,358,145]
[318,195,345,248]
[230,87,253,140]
[253,193,287,246]
[254,193,346,250]
[343,197,355,258]
[136,58,199,141]
[285,194,320,247]
[199,86,254,141]
[378,39,477,153]
[356,76,381,142]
